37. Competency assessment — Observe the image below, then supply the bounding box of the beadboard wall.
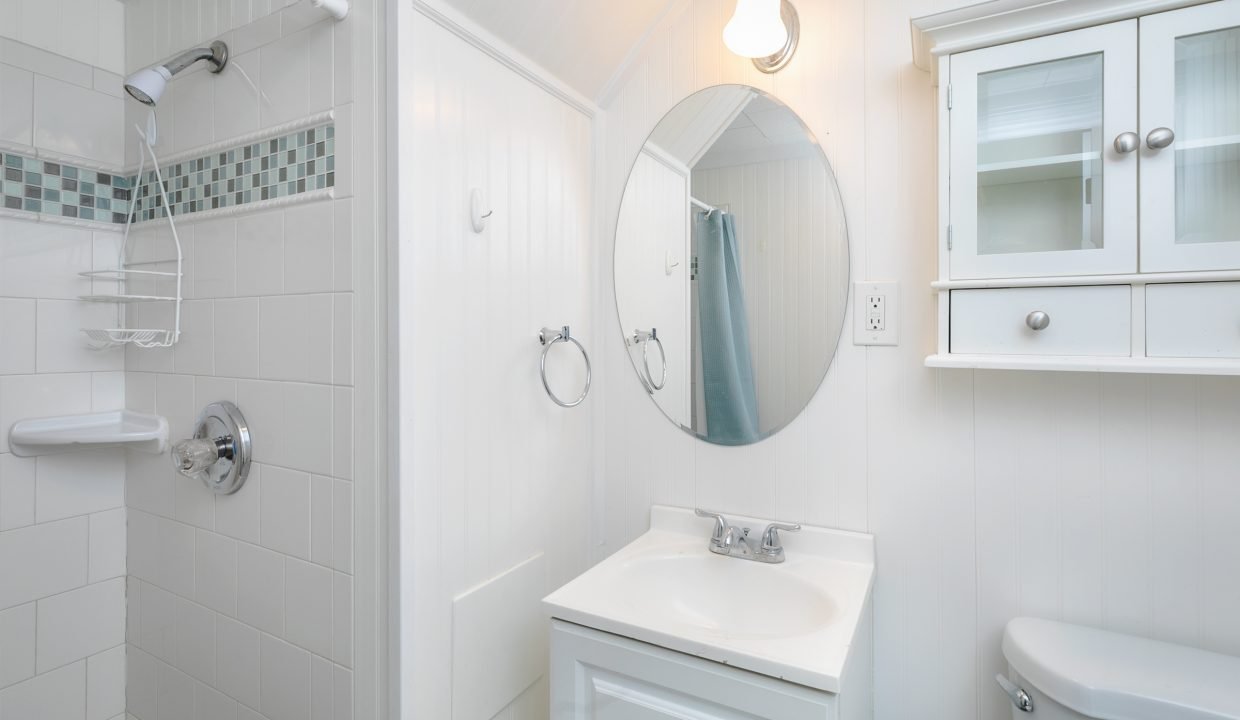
[397,8,595,720]
[595,3,1240,720]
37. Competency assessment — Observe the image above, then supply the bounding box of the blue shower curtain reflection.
[695,210,760,445]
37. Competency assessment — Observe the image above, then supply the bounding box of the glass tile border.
[0,122,335,226]
[2,153,132,223]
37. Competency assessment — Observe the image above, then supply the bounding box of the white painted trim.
[129,188,335,226]
[0,138,123,173]
[410,0,599,118]
[931,269,1240,289]
[643,142,691,178]
[119,111,337,175]
[926,353,1240,375]
[0,206,122,232]
[910,0,1214,81]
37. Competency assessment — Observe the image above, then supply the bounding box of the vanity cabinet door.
[948,21,1139,280]
[1139,0,1240,272]
[550,621,836,720]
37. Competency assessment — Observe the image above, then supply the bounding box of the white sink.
[543,505,875,692]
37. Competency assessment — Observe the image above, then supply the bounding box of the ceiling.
[434,0,676,100]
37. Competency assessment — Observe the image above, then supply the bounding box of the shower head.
[124,40,229,106]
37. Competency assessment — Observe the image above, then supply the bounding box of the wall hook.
[470,188,492,233]
[665,251,681,276]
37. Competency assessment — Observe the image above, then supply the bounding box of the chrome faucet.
[694,509,801,564]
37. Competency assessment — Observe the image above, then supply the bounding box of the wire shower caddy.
[79,114,183,349]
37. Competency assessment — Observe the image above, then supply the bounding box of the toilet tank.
[999,618,1240,720]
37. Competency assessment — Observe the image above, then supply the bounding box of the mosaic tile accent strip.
[0,122,334,225]
[130,123,335,223]
[2,153,132,223]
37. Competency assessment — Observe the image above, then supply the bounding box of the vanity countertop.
[543,505,875,693]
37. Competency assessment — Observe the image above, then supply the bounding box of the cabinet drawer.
[950,286,1131,356]
[1147,282,1240,358]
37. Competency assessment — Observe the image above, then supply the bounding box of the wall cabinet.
[550,621,840,720]
[915,0,1240,375]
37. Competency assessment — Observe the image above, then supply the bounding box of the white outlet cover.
[854,281,899,346]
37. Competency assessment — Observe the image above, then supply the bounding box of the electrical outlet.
[866,295,885,331]
[854,281,899,346]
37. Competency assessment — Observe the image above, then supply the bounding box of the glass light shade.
[723,0,788,58]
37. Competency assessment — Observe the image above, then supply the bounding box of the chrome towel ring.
[631,329,666,392]
[538,326,591,408]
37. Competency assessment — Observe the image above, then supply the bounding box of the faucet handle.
[760,522,801,553]
[694,508,730,544]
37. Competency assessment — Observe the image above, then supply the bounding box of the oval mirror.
[614,85,850,446]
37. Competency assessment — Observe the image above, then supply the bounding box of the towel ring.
[539,326,591,408]
[632,329,666,392]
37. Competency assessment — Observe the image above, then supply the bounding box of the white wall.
[0,15,130,719]
[121,5,364,720]
[122,0,314,75]
[0,0,125,76]
[596,3,1240,720]
[0,37,125,169]
[397,8,594,720]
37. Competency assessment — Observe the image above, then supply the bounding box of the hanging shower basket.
[80,112,183,349]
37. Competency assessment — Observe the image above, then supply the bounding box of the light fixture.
[123,41,229,107]
[723,0,800,74]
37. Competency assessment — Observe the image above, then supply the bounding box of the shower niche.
[612,85,851,446]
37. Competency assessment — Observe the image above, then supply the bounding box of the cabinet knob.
[1026,311,1050,331]
[1146,127,1176,150]
[1113,132,1139,154]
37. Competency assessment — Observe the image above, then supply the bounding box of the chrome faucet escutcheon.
[694,509,801,564]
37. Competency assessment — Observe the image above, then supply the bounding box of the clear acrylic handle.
[172,438,220,475]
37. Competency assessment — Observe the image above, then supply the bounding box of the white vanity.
[915,0,1240,375]
[544,506,875,720]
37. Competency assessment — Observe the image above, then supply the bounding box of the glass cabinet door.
[1140,0,1240,272]
[949,21,1139,280]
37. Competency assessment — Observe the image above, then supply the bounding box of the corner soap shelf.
[9,411,169,457]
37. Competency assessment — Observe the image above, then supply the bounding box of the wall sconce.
[723,0,800,73]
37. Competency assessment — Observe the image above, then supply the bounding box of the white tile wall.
[0,0,125,75]
[0,212,128,720]
[120,6,358,719]
[596,4,1240,720]
[0,40,125,167]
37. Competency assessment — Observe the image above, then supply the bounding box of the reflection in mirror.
[614,85,850,446]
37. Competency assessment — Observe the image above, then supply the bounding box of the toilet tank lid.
[1003,618,1240,720]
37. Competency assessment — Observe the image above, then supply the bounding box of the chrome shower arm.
[163,40,229,76]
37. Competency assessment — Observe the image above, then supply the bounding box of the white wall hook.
[312,0,350,20]
[470,188,492,233]
[665,251,680,276]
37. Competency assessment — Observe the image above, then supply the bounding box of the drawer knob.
[1026,311,1051,331]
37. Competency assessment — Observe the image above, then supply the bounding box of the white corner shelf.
[9,410,169,457]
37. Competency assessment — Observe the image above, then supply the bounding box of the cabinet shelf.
[1179,134,1240,151]
[978,151,1100,186]
[9,410,169,457]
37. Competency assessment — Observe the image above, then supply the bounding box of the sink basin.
[543,506,875,692]
[604,554,837,639]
